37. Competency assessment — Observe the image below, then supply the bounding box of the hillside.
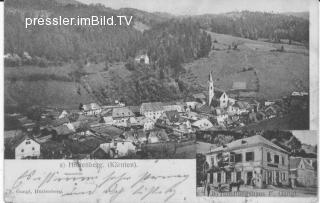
[4,1,310,109]
[183,31,308,99]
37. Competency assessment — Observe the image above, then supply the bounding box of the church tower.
[208,71,214,106]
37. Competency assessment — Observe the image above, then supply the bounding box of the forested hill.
[188,11,309,45]
[5,0,172,65]
[4,0,310,107]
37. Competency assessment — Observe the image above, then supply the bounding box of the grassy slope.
[184,31,309,99]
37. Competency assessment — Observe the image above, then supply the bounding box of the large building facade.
[205,135,290,188]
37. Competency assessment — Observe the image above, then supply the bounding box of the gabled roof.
[207,135,288,154]
[140,102,164,112]
[290,157,314,170]
[112,107,134,118]
[6,134,39,150]
[214,90,224,99]
[90,125,123,140]
[83,103,101,111]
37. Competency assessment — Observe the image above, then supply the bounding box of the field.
[183,31,309,99]
[4,62,132,108]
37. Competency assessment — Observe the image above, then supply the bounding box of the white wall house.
[140,102,164,121]
[15,137,40,159]
[192,118,213,130]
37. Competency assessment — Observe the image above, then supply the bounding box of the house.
[81,103,102,116]
[112,107,135,127]
[192,93,207,104]
[41,141,69,159]
[8,135,41,159]
[90,125,123,141]
[205,135,290,188]
[136,117,155,131]
[58,110,69,119]
[98,141,136,158]
[192,118,213,131]
[140,102,164,121]
[148,129,169,143]
[186,101,200,110]
[135,54,150,64]
[301,144,317,155]
[290,157,317,187]
[18,117,36,132]
[195,104,213,116]
[162,102,186,113]
[64,136,106,157]
[159,110,180,125]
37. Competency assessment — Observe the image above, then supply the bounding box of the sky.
[77,0,311,15]
[292,131,317,146]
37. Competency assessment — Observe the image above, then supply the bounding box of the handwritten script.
[5,160,193,203]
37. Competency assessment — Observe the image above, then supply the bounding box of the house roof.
[140,102,164,112]
[52,125,73,136]
[6,134,39,150]
[193,93,206,99]
[290,157,314,170]
[51,117,70,127]
[164,110,180,123]
[207,135,288,154]
[90,125,123,140]
[196,104,212,114]
[112,107,134,118]
[127,106,141,113]
[83,103,101,111]
[65,136,106,154]
[214,90,224,99]
[148,129,168,141]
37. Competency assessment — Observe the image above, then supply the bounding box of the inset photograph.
[196,130,317,197]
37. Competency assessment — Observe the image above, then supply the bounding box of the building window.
[274,155,279,164]
[267,152,272,162]
[26,141,31,145]
[211,157,214,166]
[217,173,221,183]
[226,171,231,183]
[282,156,285,165]
[32,147,35,151]
[245,152,254,162]
[235,153,242,163]
[21,149,24,153]
[236,172,242,181]
[230,154,235,163]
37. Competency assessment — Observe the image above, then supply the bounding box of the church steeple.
[208,71,214,106]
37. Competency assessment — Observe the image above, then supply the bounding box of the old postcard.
[2,0,319,202]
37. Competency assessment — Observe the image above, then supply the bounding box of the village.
[4,69,308,160]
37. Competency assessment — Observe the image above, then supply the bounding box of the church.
[208,71,229,108]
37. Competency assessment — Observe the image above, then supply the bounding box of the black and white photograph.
[196,130,317,196]
[1,0,319,202]
[3,0,313,160]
